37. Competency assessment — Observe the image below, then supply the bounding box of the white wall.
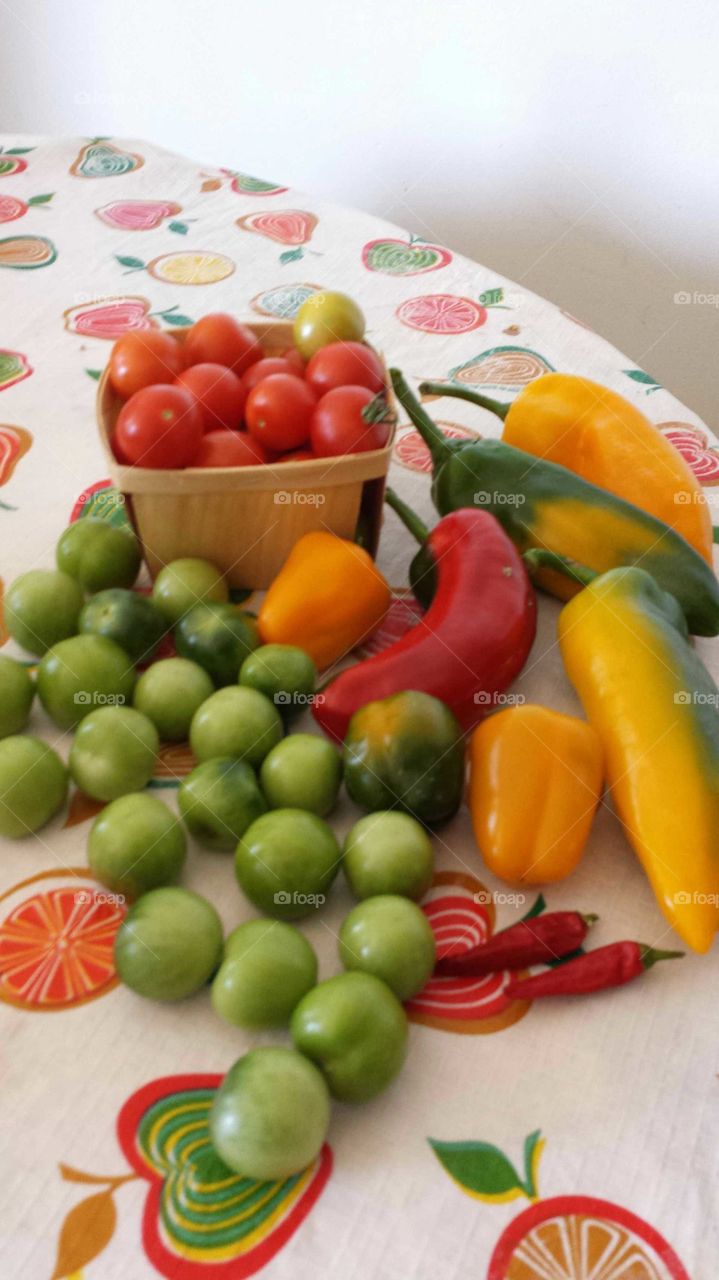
[1,0,717,421]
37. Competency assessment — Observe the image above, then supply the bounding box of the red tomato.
[241,357,296,396]
[245,374,316,452]
[113,385,203,468]
[194,430,270,467]
[175,362,246,431]
[310,385,390,457]
[305,341,385,397]
[183,314,263,375]
[281,347,306,376]
[278,448,316,462]
[109,330,183,398]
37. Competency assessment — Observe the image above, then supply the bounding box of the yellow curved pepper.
[502,373,712,563]
[258,531,390,670]
[468,704,603,884]
[559,566,719,953]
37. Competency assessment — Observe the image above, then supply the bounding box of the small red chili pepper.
[313,507,536,742]
[435,911,597,977]
[504,941,684,1000]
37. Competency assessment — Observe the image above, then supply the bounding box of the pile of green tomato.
[0,517,439,1182]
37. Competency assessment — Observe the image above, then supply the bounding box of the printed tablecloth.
[1,136,717,1280]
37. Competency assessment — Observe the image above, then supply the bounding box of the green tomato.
[338,895,436,1000]
[235,809,340,920]
[239,644,316,721]
[179,758,266,851]
[190,686,282,767]
[0,736,68,838]
[0,656,34,738]
[153,558,228,626]
[56,518,141,592]
[133,658,214,742]
[260,734,341,817]
[70,706,159,801]
[37,635,136,730]
[343,811,434,900]
[5,569,84,656]
[79,589,166,665]
[176,602,259,686]
[291,971,407,1103]
[210,1047,330,1180]
[212,919,317,1027]
[293,291,366,360]
[114,886,223,1001]
[88,793,186,899]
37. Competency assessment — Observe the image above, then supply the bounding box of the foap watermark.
[474,490,526,507]
[674,290,719,308]
[273,890,326,908]
[74,691,128,706]
[474,691,526,707]
[274,691,325,709]
[274,490,326,507]
[673,890,719,906]
[474,889,527,907]
[77,488,125,507]
[674,690,719,707]
[75,890,126,907]
[674,490,707,505]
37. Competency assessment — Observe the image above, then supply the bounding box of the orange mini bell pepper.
[468,704,603,884]
[258,531,390,670]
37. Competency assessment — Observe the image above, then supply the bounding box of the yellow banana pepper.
[559,565,719,953]
[468,704,603,884]
[258,531,390,670]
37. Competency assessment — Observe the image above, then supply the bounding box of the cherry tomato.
[310,386,390,457]
[175,363,246,431]
[278,449,316,462]
[305,342,385,397]
[183,314,263,375]
[246,375,316,452]
[113,385,204,469]
[194,430,270,468]
[109,331,183,399]
[293,292,365,360]
[241,357,297,396]
[281,348,306,376]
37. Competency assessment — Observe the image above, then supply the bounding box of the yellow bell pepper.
[501,373,713,563]
[468,704,603,884]
[258,531,390,670]
[559,565,719,953]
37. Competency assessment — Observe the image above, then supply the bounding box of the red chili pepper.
[313,508,536,742]
[435,911,597,977]
[504,941,684,999]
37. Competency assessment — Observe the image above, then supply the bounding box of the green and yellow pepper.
[343,690,465,825]
[558,565,719,953]
[258,531,390,670]
[468,705,604,884]
[392,371,719,636]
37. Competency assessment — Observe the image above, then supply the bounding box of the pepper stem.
[639,945,684,970]
[582,913,600,926]
[384,487,430,546]
[418,380,510,421]
[522,547,597,588]
[389,369,453,470]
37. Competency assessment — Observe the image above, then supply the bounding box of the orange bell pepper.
[258,531,390,669]
[468,704,603,884]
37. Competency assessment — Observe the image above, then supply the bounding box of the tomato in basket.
[183,313,263,375]
[113,384,204,468]
[194,430,271,467]
[109,330,183,398]
[310,385,390,457]
[176,363,246,431]
[246,374,317,453]
[241,357,298,396]
[305,341,385,397]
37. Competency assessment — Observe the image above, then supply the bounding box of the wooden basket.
[96,321,395,589]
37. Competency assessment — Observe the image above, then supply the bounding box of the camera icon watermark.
[674,690,719,707]
[473,889,527,907]
[73,691,128,706]
[75,890,126,906]
[674,290,719,308]
[273,890,326,908]
[274,490,326,507]
[474,490,526,507]
[673,890,719,905]
[674,490,707,504]
[474,691,526,707]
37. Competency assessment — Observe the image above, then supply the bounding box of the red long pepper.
[313,508,536,742]
[504,941,683,1000]
[435,911,596,977]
